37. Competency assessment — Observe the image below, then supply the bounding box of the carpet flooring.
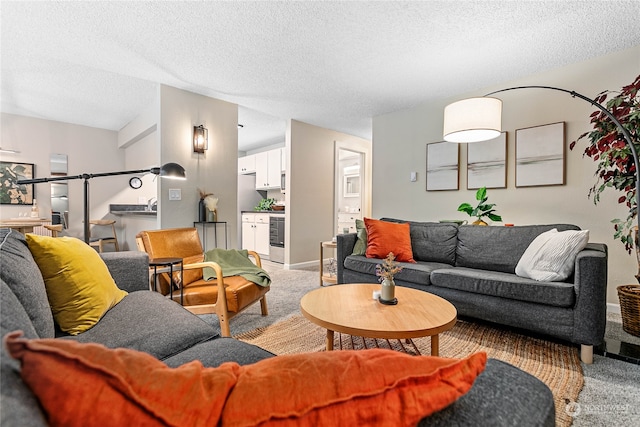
[199,261,640,426]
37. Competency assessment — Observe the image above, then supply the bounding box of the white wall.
[158,85,239,249]
[287,119,371,266]
[372,45,640,305]
[1,113,122,239]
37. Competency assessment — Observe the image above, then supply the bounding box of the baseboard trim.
[288,260,318,270]
[607,303,621,315]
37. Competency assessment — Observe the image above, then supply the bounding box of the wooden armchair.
[136,227,269,337]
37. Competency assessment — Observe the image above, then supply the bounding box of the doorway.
[335,147,364,235]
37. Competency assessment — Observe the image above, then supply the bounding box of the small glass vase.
[380,278,396,303]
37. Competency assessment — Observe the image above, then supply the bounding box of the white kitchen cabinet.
[254,214,270,256]
[241,213,270,256]
[255,149,282,189]
[238,154,256,174]
[280,147,286,173]
[337,212,362,234]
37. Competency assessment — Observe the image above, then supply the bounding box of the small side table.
[193,221,228,251]
[320,241,337,286]
[149,257,184,305]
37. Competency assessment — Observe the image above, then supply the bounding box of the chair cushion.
[172,276,268,313]
[5,331,487,427]
[25,234,127,335]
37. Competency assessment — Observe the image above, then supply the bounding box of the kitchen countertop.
[242,210,285,214]
[110,204,157,216]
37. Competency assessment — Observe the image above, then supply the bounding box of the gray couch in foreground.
[337,220,608,363]
[2,228,555,426]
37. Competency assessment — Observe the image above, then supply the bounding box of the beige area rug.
[236,315,583,427]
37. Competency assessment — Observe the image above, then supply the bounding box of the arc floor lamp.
[18,162,186,244]
[443,85,638,233]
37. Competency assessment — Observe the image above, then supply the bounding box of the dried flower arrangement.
[198,188,213,200]
[375,252,403,283]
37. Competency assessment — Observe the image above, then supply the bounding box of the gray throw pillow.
[352,219,367,255]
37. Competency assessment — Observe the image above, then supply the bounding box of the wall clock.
[129,176,143,189]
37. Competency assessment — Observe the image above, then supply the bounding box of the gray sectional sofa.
[1,228,555,426]
[337,220,608,363]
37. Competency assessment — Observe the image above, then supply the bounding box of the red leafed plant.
[570,74,640,252]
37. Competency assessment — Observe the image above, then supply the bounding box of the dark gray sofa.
[337,220,608,364]
[1,228,555,426]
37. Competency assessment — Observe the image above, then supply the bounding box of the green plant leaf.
[457,203,473,215]
[487,213,502,222]
[475,187,487,201]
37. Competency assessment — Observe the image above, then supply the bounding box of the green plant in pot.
[569,74,639,254]
[457,187,502,225]
[255,198,276,211]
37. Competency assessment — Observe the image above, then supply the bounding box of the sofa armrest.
[572,243,608,345]
[101,251,150,293]
[336,234,357,284]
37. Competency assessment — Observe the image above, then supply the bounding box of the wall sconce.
[193,125,208,153]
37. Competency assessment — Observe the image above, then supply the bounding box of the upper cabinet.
[238,155,256,174]
[256,149,282,189]
[239,147,284,189]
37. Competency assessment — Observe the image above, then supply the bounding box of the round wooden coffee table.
[300,283,457,356]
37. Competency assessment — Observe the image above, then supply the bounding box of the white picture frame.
[426,141,459,191]
[516,122,565,187]
[467,132,507,190]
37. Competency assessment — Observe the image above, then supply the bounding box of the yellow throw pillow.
[26,234,127,335]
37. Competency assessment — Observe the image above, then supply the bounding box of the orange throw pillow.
[4,331,239,427]
[223,349,487,427]
[364,218,416,263]
[5,331,487,427]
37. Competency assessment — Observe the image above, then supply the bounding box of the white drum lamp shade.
[443,97,503,143]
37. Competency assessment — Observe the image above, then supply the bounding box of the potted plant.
[457,186,502,225]
[569,74,639,254]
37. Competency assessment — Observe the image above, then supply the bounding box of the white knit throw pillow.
[515,229,589,282]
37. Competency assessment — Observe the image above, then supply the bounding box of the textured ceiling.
[2,1,639,151]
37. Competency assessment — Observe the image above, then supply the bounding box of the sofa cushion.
[61,291,218,360]
[365,218,416,263]
[0,279,48,427]
[0,229,54,338]
[26,234,128,335]
[163,337,274,368]
[430,267,575,307]
[455,224,581,274]
[344,255,450,286]
[515,229,589,281]
[6,331,487,427]
[380,219,458,264]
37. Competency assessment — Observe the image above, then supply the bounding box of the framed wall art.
[515,122,565,187]
[426,141,459,191]
[0,161,35,205]
[467,131,507,190]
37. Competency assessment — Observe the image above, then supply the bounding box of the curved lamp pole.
[443,85,638,238]
[18,162,186,243]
